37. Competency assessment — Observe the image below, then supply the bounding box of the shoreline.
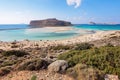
[0,26,96,42]
[25,26,74,33]
[0,26,73,31]
[0,30,120,50]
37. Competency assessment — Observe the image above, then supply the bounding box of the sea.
[0,24,120,41]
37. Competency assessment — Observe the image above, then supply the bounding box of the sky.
[0,0,120,24]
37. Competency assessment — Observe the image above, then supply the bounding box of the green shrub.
[0,66,12,76]
[31,75,37,80]
[67,64,104,80]
[58,50,80,67]
[0,61,17,68]
[58,46,120,77]
[18,59,48,71]
[74,43,94,50]
[11,45,19,48]
[2,50,28,57]
[52,44,72,50]
[105,43,114,47]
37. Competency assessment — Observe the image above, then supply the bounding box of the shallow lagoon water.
[0,26,80,41]
[0,24,120,41]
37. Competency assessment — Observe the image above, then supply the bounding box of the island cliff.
[29,18,72,27]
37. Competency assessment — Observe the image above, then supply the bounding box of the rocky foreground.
[1,70,73,80]
[0,31,120,80]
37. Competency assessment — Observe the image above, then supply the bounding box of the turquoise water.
[0,24,120,41]
[74,24,120,30]
[0,29,78,41]
[0,25,79,41]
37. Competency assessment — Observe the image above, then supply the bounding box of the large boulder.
[105,74,119,80]
[29,18,72,27]
[48,60,68,73]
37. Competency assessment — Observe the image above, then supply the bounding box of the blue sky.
[0,0,120,24]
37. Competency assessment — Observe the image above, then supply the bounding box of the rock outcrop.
[89,21,96,25]
[29,18,72,27]
[105,74,119,80]
[48,60,68,73]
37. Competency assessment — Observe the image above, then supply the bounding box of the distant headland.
[29,18,72,28]
[89,21,120,25]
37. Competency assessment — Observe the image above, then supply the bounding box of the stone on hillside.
[105,74,119,80]
[48,60,68,73]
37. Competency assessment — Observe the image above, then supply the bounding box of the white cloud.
[66,0,82,8]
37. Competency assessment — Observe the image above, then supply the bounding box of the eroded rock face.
[30,18,72,27]
[48,60,68,73]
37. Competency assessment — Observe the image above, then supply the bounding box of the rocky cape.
[29,18,72,28]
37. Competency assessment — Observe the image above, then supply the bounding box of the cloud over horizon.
[66,0,82,8]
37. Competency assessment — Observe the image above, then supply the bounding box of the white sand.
[44,26,74,32]
[0,30,120,50]
[25,26,74,33]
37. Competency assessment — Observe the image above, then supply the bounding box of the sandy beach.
[44,26,74,32]
[26,26,74,33]
[0,30,120,51]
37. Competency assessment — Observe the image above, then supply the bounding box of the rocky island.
[29,18,72,28]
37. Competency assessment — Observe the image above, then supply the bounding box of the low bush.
[0,61,17,68]
[52,44,72,50]
[0,66,12,76]
[11,45,19,48]
[2,50,28,57]
[31,75,37,80]
[58,46,120,77]
[18,59,49,71]
[67,64,104,80]
[105,43,114,47]
[74,43,94,50]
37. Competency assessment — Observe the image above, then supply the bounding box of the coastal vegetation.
[74,43,94,50]
[67,64,104,80]
[31,75,37,80]
[0,37,120,80]
[52,44,72,50]
[2,50,28,57]
[58,45,120,79]
[18,59,49,71]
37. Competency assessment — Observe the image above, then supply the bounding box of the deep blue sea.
[0,24,120,41]
[0,24,27,30]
